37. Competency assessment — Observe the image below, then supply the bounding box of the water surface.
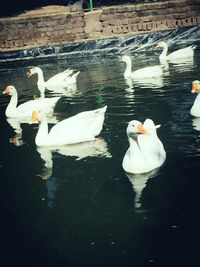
[0,46,200,267]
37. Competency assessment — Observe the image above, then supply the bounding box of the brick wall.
[0,0,200,51]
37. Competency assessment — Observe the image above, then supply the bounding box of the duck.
[122,118,166,174]
[31,106,107,146]
[155,41,196,62]
[28,66,80,88]
[3,85,60,118]
[190,80,200,117]
[121,55,163,79]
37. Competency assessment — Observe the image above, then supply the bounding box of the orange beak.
[137,123,149,135]
[31,110,39,122]
[191,81,199,93]
[28,69,33,78]
[2,86,11,95]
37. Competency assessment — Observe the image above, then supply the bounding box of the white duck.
[31,106,107,146]
[121,55,163,79]
[3,85,60,118]
[190,80,200,117]
[122,118,166,174]
[156,41,196,62]
[28,66,80,88]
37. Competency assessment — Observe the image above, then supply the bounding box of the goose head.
[191,80,200,94]
[143,119,161,135]
[127,120,149,138]
[121,55,131,64]
[2,85,16,96]
[155,41,167,49]
[28,67,41,77]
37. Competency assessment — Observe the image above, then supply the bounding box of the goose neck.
[35,115,49,146]
[6,91,18,117]
[160,44,168,59]
[36,69,45,86]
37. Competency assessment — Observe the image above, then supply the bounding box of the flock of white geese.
[2,41,200,174]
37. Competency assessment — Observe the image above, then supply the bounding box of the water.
[0,47,200,267]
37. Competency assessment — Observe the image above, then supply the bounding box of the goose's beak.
[137,123,149,135]
[27,69,33,78]
[191,80,199,93]
[2,86,11,95]
[30,110,39,123]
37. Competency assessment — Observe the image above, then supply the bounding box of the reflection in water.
[58,138,112,160]
[133,76,164,89]
[7,117,26,146]
[125,169,159,209]
[39,83,78,97]
[36,147,57,208]
[36,138,111,208]
[124,78,134,93]
[160,57,195,74]
[37,138,112,178]
[7,115,58,146]
[45,177,58,208]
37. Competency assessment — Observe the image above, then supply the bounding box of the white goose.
[3,85,60,118]
[190,80,200,117]
[31,106,107,146]
[122,118,166,174]
[28,66,80,88]
[156,41,196,62]
[121,55,163,79]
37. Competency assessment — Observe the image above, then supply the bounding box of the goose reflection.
[7,115,58,146]
[38,83,78,97]
[7,117,24,146]
[125,77,134,92]
[36,146,57,208]
[125,169,159,209]
[132,76,164,89]
[37,137,112,178]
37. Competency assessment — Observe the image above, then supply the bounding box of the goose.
[28,66,80,88]
[2,85,60,118]
[155,41,196,62]
[190,80,200,117]
[121,55,163,79]
[31,105,107,146]
[122,118,166,174]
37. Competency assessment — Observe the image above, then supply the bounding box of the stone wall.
[0,0,200,51]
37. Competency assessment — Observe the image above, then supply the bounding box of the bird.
[2,85,60,118]
[121,55,163,79]
[155,41,196,62]
[28,66,80,88]
[122,118,166,174]
[190,80,200,117]
[31,105,107,146]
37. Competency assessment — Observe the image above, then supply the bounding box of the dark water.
[0,46,200,267]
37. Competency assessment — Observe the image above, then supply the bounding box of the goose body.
[156,42,196,62]
[190,80,200,117]
[3,86,60,118]
[28,66,80,88]
[122,119,166,174]
[31,106,107,146]
[121,55,163,79]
